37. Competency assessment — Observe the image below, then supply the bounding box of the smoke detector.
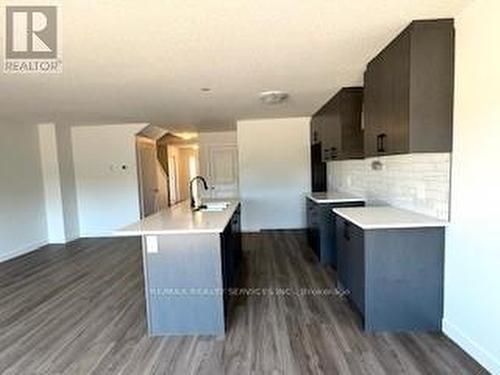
[259,90,289,105]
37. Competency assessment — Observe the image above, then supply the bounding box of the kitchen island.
[116,200,241,336]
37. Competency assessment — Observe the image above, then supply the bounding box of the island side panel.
[143,233,224,336]
[364,227,445,332]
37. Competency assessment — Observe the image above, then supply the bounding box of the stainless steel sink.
[195,201,230,212]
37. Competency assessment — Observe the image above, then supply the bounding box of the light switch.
[146,236,158,253]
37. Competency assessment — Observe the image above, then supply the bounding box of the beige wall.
[443,1,500,373]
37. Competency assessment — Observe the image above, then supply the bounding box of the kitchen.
[0,1,498,374]
[113,17,452,336]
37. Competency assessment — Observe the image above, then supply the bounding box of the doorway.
[165,144,199,205]
[136,136,169,218]
[207,144,239,198]
[137,131,199,217]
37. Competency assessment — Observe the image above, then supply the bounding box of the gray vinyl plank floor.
[0,232,488,375]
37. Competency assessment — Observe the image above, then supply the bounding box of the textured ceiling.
[0,0,471,130]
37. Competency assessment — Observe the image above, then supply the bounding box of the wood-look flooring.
[0,232,487,375]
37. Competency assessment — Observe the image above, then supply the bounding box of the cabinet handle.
[329,147,338,160]
[343,221,350,241]
[377,133,387,153]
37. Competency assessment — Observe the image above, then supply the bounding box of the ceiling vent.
[259,90,289,105]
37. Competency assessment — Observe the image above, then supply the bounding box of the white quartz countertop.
[115,200,240,236]
[307,191,365,204]
[332,206,448,230]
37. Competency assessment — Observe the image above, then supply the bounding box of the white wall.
[72,123,147,237]
[0,122,48,261]
[38,124,66,243]
[444,1,500,373]
[237,118,311,231]
[198,130,238,198]
[328,153,451,220]
[37,123,81,244]
[55,123,80,241]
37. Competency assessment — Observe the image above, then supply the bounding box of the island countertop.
[115,200,240,236]
[332,206,448,230]
[307,191,366,204]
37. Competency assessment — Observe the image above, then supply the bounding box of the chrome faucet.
[189,176,209,209]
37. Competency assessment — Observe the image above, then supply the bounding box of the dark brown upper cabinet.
[311,87,364,162]
[363,19,454,157]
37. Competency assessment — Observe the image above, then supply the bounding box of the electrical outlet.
[146,236,158,253]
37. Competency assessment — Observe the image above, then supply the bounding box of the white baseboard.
[443,318,500,375]
[63,235,80,243]
[79,232,116,238]
[0,239,49,263]
[47,237,68,244]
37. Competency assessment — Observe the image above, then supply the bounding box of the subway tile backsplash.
[327,153,451,220]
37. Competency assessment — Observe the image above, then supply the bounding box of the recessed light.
[259,90,289,105]
[200,87,211,92]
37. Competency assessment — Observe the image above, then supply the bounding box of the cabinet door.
[221,223,233,290]
[310,117,321,145]
[306,199,313,247]
[321,112,341,162]
[336,217,351,290]
[363,65,385,157]
[336,218,365,315]
[319,206,337,266]
[313,94,342,162]
[340,89,364,159]
[364,31,410,156]
[308,201,320,259]
[231,206,242,276]
[347,223,365,315]
[382,31,410,154]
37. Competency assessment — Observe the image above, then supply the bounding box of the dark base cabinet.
[221,205,242,291]
[336,217,444,332]
[306,198,365,268]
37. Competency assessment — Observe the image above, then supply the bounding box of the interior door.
[207,145,239,198]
